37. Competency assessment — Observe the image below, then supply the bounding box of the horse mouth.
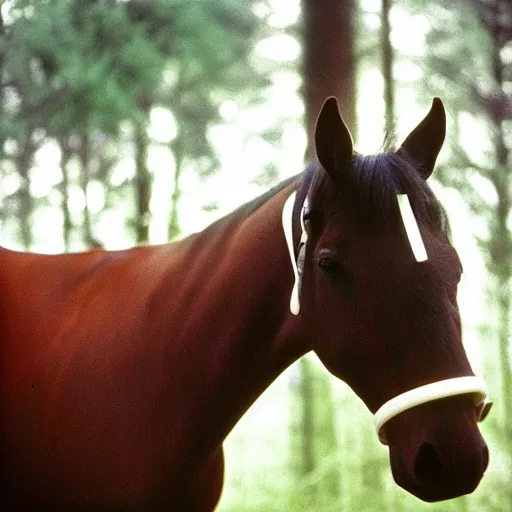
[398,476,483,503]
[389,439,489,503]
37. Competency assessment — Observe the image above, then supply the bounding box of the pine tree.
[292,0,359,504]
[0,0,265,246]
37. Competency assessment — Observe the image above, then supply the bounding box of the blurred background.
[0,0,510,510]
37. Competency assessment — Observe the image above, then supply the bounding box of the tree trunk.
[17,139,34,250]
[298,357,315,477]
[303,0,357,157]
[168,138,183,240]
[299,0,357,501]
[315,369,341,502]
[60,139,72,251]
[381,0,395,137]
[78,133,97,248]
[493,174,512,434]
[488,19,512,435]
[134,118,151,244]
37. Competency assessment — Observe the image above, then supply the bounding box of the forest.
[0,0,510,510]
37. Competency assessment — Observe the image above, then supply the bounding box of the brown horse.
[0,98,491,511]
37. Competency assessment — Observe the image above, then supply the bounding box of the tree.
[0,0,169,247]
[381,0,395,135]
[0,0,265,247]
[303,0,357,155]
[291,0,359,503]
[156,2,265,239]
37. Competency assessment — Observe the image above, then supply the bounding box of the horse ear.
[314,97,354,185]
[399,98,446,179]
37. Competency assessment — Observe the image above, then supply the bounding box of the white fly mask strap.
[282,191,309,315]
[282,190,493,445]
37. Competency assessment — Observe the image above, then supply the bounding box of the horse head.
[286,97,491,502]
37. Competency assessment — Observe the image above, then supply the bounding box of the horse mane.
[301,151,451,237]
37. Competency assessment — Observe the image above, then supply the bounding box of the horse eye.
[318,257,335,274]
[318,257,353,284]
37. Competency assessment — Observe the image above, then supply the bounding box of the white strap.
[282,192,300,315]
[397,194,428,262]
[282,192,310,315]
[375,376,491,444]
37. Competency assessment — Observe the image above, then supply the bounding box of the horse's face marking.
[298,97,489,502]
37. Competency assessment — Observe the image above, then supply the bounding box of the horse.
[0,97,492,511]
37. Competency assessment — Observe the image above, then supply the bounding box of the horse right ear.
[314,97,354,186]
[398,98,446,180]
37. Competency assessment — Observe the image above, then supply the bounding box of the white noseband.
[375,376,492,444]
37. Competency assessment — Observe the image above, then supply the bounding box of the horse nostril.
[414,442,444,485]
[412,440,489,499]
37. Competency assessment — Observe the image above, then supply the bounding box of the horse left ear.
[314,97,354,186]
[399,97,446,180]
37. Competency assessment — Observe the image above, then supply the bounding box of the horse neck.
[160,180,305,447]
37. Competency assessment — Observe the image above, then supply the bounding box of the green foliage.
[1,0,264,149]
[0,0,268,244]
[1,0,168,135]
[157,1,268,177]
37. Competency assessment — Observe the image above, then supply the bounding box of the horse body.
[0,182,302,510]
[1,98,492,509]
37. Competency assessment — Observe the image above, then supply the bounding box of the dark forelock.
[302,151,451,236]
